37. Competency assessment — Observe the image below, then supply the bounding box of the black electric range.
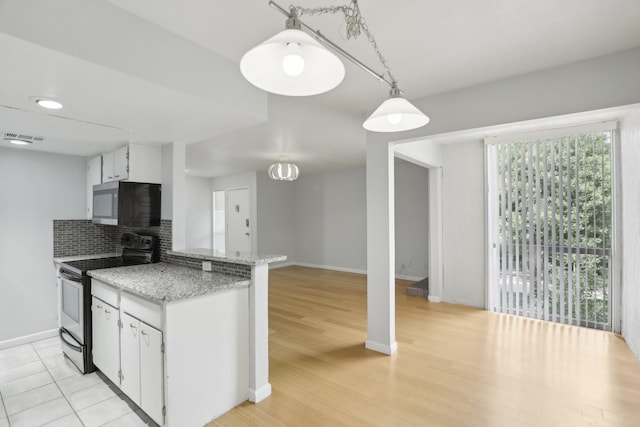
[58,232,159,373]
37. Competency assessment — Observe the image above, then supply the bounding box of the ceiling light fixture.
[268,162,300,181]
[240,0,429,133]
[5,138,32,146]
[36,99,63,110]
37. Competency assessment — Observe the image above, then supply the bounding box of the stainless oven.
[59,267,89,372]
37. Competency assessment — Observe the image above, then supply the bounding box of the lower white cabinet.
[91,296,120,385]
[120,311,164,425]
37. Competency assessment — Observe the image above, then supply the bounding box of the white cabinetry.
[102,147,128,183]
[91,296,120,385]
[101,144,161,184]
[120,311,163,425]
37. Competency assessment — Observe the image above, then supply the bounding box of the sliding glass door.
[486,123,616,330]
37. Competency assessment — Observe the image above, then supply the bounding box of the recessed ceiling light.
[5,138,32,146]
[36,99,63,110]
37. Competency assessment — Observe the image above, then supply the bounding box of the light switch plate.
[202,261,212,271]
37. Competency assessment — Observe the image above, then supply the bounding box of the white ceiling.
[1,0,640,176]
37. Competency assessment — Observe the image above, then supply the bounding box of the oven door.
[60,272,84,344]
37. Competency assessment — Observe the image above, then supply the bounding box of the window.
[486,122,616,330]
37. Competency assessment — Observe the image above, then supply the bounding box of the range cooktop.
[61,257,126,276]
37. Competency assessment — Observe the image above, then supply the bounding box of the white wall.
[0,148,86,342]
[293,168,367,272]
[185,175,212,248]
[394,158,429,279]
[441,141,486,307]
[161,143,173,220]
[256,173,294,267]
[620,110,640,361]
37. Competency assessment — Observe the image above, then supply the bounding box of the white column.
[365,140,397,355]
[172,142,186,250]
[248,263,271,401]
[428,167,444,302]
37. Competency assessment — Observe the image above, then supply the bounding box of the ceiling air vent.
[3,131,44,145]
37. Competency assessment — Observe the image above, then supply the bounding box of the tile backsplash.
[53,219,249,277]
[53,219,172,262]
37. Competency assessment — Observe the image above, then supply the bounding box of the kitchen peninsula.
[88,249,286,426]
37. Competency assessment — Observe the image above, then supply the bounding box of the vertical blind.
[485,122,616,330]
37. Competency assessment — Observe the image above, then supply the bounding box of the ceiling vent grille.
[3,131,44,143]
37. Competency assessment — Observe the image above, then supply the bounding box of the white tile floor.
[0,336,156,427]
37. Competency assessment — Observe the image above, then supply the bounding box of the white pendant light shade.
[240,29,345,96]
[363,96,430,133]
[268,162,300,181]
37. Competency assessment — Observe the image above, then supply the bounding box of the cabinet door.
[120,312,141,404]
[113,146,129,181]
[91,297,120,385]
[140,322,163,425]
[102,151,115,182]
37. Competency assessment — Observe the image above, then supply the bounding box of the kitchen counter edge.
[88,262,251,304]
[167,248,286,265]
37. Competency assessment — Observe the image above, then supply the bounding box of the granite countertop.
[53,253,120,264]
[167,248,287,266]
[88,262,250,304]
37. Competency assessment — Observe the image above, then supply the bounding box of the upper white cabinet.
[86,155,102,219]
[101,144,162,184]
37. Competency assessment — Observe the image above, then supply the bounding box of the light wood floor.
[208,266,640,427]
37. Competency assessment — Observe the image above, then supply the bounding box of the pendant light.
[268,162,300,181]
[363,85,430,132]
[240,11,345,96]
[241,1,430,132]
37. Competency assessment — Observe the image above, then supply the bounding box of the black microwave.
[92,181,161,227]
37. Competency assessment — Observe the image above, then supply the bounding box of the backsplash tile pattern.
[53,220,117,257]
[53,219,172,261]
[166,255,252,279]
[53,219,250,277]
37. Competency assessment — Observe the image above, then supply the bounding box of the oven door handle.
[59,328,82,353]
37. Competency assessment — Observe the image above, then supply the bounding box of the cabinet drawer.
[121,292,162,330]
[92,280,119,307]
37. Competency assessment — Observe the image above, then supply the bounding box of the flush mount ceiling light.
[241,0,429,132]
[5,138,32,145]
[35,99,63,110]
[268,162,300,181]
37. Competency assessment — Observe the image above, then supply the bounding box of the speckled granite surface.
[88,263,250,304]
[53,253,119,265]
[167,248,286,265]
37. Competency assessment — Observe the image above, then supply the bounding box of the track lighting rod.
[268,0,395,89]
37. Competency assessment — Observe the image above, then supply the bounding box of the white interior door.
[225,188,251,254]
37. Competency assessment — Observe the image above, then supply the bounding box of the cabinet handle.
[114,175,120,178]
[104,309,111,314]
[141,330,148,336]
[96,305,103,309]
[108,176,113,179]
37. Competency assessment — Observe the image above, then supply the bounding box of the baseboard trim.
[0,328,58,350]
[365,340,398,355]
[428,295,442,303]
[396,274,425,282]
[293,262,367,276]
[292,263,425,281]
[269,261,296,270]
[248,383,272,403]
